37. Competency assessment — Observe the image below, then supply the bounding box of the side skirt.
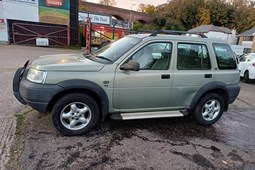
[110,111,185,120]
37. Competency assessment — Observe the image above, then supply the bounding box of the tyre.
[243,71,251,83]
[194,93,224,126]
[52,93,99,136]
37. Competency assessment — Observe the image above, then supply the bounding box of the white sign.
[36,38,49,46]
[2,1,39,22]
[79,12,88,22]
[79,12,110,25]
[2,0,38,6]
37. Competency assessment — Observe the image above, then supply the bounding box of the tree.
[151,0,255,33]
[133,21,143,31]
[195,7,211,27]
[145,5,155,14]
[99,0,116,6]
[138,3,146,12]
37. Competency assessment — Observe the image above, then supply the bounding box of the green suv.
[13,31,240,136]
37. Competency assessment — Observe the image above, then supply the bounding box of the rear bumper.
[13,67,63,113]
[227,84,240,104]
[249,69,255,79]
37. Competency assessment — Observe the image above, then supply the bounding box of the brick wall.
[79,1,153,23]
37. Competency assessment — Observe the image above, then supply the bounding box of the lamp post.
[129,4,136,31]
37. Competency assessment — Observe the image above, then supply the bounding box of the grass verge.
[6,108,33,170]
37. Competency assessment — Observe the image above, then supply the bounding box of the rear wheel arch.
[190,83,229,112]
[47,79,109,121]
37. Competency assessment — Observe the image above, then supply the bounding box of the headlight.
[27,68,47,83]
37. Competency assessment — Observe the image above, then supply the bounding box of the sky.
[86,0,168,10]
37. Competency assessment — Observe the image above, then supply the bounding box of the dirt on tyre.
[52,93,99,136]
[194,93,224,126]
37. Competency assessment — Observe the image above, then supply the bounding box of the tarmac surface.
[0,44,255,170]
[0,45,77,170]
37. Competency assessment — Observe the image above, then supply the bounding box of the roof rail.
[130,30,155,34]
[149,30,207,38]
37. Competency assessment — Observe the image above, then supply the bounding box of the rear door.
[170,42,215,108]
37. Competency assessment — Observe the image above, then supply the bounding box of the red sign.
[46,0,63,7]
[86,17,91,55]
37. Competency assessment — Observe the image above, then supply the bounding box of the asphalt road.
[1,45,255,170]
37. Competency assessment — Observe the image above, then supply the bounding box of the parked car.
[238,53,255,83]
[13,30,240,136]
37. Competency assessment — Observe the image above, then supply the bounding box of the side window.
[243,48,251,54]
[213,43,237,69]
[177,43,211,70]
[131,42,172,70]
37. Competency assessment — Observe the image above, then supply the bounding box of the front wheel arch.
[47,88,102,114]
[47,79,109,121]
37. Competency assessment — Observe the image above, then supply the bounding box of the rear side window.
[177,43,211,70]
[213,43,237,69]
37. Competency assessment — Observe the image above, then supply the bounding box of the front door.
[113,42,173,111]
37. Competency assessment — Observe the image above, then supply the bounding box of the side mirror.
[120,60,140,71]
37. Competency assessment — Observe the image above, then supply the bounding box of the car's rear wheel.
[52,93,99,136]
[194,93,224,125]
[243,71,251,83]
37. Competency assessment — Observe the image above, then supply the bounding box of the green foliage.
[133,21,159,31]
[145,5,156,14]
[150,0,255,33]
[133,21,143,31]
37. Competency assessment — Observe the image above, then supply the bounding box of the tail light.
[252,62,255,67]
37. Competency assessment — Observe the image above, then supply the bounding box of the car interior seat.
[151,49,171,70]
[137,46,154,69]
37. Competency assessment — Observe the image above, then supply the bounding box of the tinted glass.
[177,43,211,70]
[213,43,237,69]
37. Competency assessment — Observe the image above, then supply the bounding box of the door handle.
[161,74,170,79]
[204,74,212,78]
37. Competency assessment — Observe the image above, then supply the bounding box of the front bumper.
[13,67,64,113]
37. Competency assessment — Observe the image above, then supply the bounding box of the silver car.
[13,30,240,136]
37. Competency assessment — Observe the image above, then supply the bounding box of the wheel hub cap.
[202,99,220,121]
[60,102,92,131]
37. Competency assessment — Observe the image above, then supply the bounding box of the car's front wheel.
[52,93,99,136]
[194,93,224,126]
